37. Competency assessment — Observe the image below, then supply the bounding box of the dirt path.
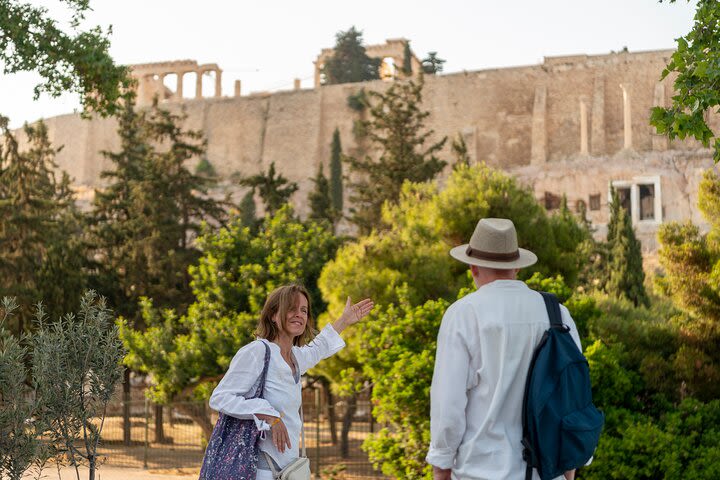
[23,466,196,479]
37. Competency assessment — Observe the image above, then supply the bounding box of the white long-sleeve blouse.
[209,324,345,469]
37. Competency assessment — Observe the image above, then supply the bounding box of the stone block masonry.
[18,49,718,249]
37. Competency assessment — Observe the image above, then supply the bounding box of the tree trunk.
[319,377,338,445]
[123,368,131,445]
[176,403,214,442]
[340,394,357,458]
[88,454,96,480]
[154,404,169,443]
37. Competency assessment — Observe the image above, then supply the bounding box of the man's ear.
[470,265,480,276]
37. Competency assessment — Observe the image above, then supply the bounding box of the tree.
[317,164,592,467]
[421,52,445,74]
[605,188,649,307]
[32,291,125,480]
[0,0,132,116]
[402,41,413,76]
[0,298,45,480]
[321,27,381,85]
[119,206,341,439]
[657,169,720,399]
[308,163,337,225]
[451,132,470,169]
[87,98,226,443]
[329,128,344,215]
[239,189,258,230]
[89,99,225,320]
[238,162,298,217]
[346,77,447,234]
[651,0,720,161]
[0,117,86,333]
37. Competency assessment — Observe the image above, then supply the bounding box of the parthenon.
[130,60,224,106]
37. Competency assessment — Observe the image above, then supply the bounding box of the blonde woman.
[208,284,374,480]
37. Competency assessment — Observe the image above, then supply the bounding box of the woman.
[209,284,374,479]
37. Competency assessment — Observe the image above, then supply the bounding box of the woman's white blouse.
[209,324,345,469]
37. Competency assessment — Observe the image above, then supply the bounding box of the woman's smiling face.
[278,292,308,338]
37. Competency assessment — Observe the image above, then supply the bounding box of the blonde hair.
[256,284,316,346]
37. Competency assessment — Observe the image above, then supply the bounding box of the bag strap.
[255,341,272,399]
[539,291,563,328]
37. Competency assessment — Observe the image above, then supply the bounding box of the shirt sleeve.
[559,304,582,352]
[209,340,280,430]
[294,324,346,375]
[426,303,471,470]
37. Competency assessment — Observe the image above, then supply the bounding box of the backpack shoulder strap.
[539,291,563,327]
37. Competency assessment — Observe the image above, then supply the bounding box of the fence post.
[315,388,321,479]
[143,398,149,469]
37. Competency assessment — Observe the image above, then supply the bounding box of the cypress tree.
[605,188,649,306]
[402,41,413,76]
[239,190,257,230]
[308,163,336,225]
[330,128,343,215]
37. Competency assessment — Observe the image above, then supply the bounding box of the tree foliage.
[421,52,445,74]
[321,27,381,85]
[0,298,44,480]
[402,41,413,76]
[0,292,125,480]
[88,99,225,322]
[329,128,344,215]
[308,163,337,225]
[604,189,649,307]
[0,117,86,333]
[656,169,720,400]
[119,206,340,438]
[651,0,720,162]
[316,164,593,475]
[0,0,132,116]
[32,291,125,480]
[238,162,298,218]
[346,77,447,234]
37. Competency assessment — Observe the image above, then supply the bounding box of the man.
[426,218,580,480]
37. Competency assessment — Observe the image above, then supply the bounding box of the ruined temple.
[24,43,718,253]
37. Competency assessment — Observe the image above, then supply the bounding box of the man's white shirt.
[426,280,581,480]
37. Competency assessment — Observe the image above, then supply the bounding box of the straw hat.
[449,218,537,269]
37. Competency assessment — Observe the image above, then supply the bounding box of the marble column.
[591,75,605,155]
[579,96,588,155]
[234,80,242,97]
[531,85,547,165]
[215,69,223,97]
[176,72,184,100]
[196,71,203,98]
[620,83,632,150]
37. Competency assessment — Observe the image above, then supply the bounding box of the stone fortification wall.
[21,49,717,244]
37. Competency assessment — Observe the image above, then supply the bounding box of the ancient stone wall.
[19,49,717,249]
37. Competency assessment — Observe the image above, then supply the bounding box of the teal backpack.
[521,292,604,480]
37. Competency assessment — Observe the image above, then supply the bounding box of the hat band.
[466,245,520,262]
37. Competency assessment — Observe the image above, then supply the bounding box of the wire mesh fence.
[94,387,388,479]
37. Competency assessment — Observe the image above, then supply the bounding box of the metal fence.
[95,388,387,479]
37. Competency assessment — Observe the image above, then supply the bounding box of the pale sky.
[0,0,698,128]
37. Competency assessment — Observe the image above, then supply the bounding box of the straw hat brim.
[449,244,538,269]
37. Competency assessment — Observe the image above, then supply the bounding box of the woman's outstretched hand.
[332,297,374,334]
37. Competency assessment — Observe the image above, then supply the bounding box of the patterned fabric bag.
[199,341,271,480]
